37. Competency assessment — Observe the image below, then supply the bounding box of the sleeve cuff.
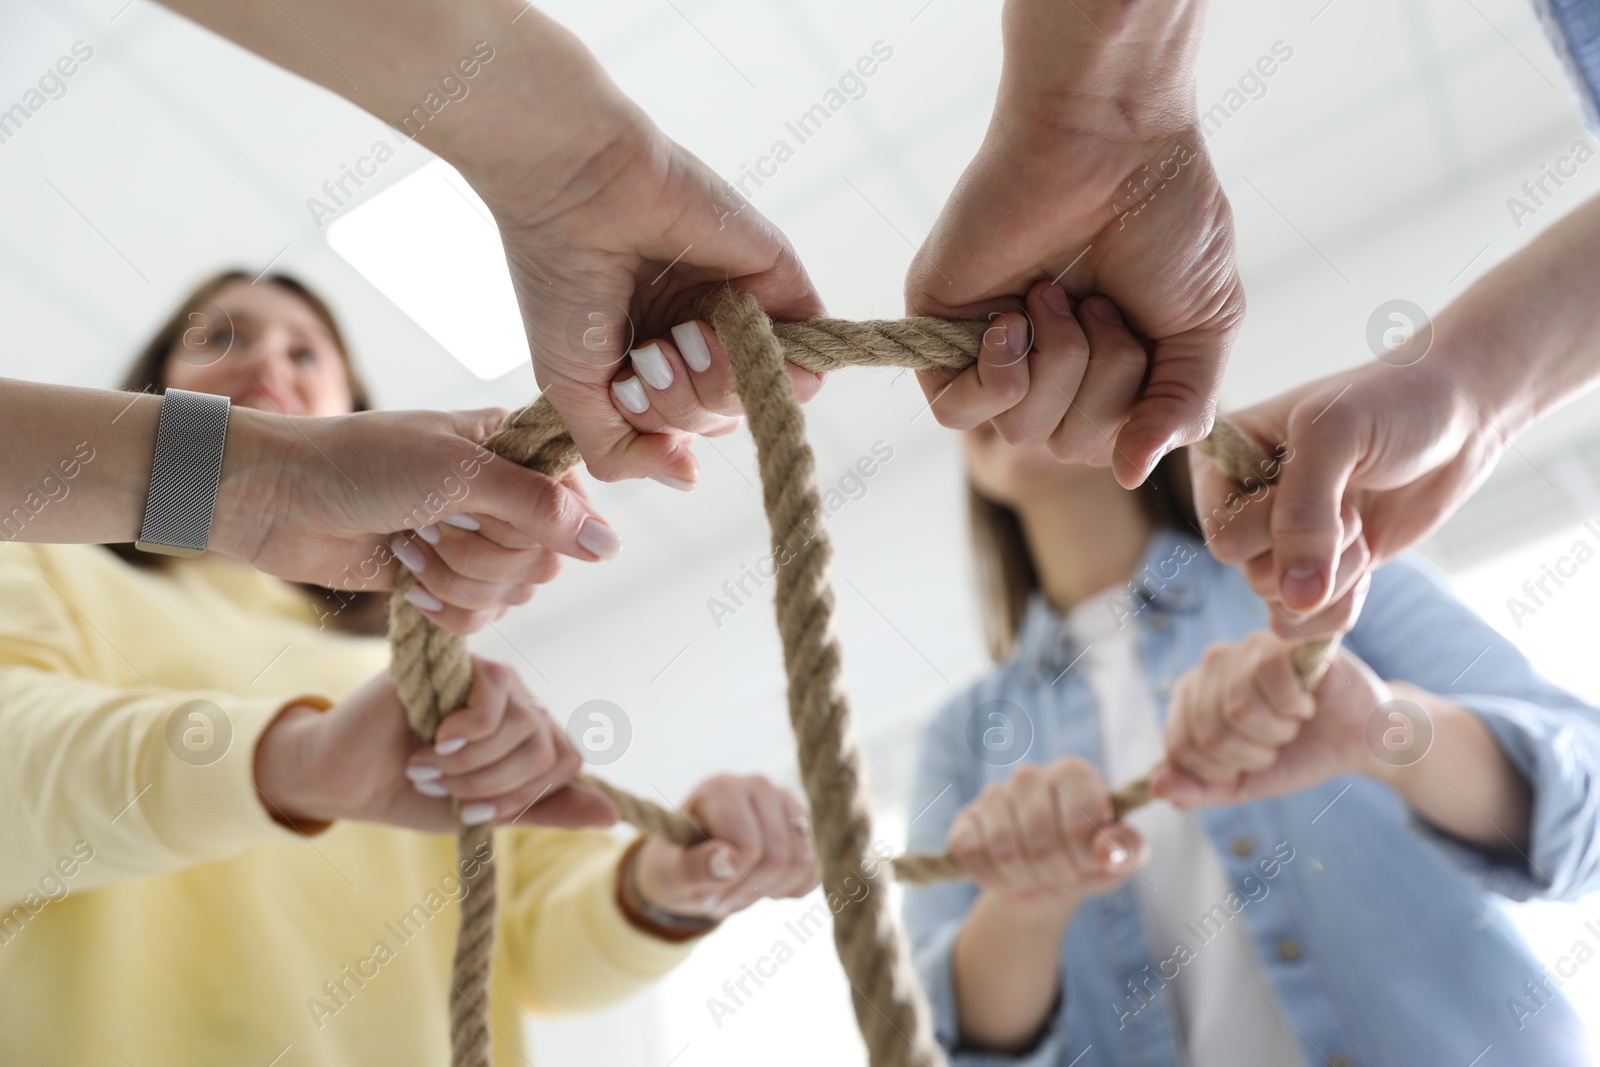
[1411,693,1580,900]
[134,691,336,862]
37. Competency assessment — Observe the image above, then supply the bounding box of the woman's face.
[161,280,354,416]
[962,421,1115,507]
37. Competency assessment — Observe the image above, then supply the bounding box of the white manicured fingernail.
[1109,848,1128,866]
[443,514,481,531]
[577,517,622,560]
[414,781,450,798]
[406,764,442,782]
[461,802,497,826]
[405,586,443,612]
[671,322,712,373]
[650,474,696,492]
[612,376,650,414]
[631,343,674,390]
[390,535,426,574]
[435,736,467,756]
[414,524,442,546]
[709,852,735,880]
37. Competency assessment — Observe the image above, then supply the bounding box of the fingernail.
[461,802,497,826]
[1109,847,1128,866]
[1282,567,1325,609]
[443,514,480,531]
[1006,318,1029,357]
[697,895,719,913]
[414,524,442,546]
[651,474,696,492]
[612,376,650,414]
[577,517,622,560]
[435,736,468,756]
[405,586,444,613]
[390,535,426,574]
[631,343,674,391]
[1091,297,1124,324]
[414,780,450,798]
[671,321,712,373]
[1040,283,1071,316]
[405,764,442,782]
[709,852,735,880]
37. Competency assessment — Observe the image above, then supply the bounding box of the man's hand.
[907,0,1241,488]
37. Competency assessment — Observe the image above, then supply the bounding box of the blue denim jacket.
[903,528,1600,1066]
[1534,0,1600,130]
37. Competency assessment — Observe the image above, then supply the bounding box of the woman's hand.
[1153,633,1391,808]
[254,656,616,833]
[947,758,1145,914]
[486,108,827,488]
[629,774,819,920]
[217,407,622,634]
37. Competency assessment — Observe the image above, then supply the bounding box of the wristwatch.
[134,388,231,558]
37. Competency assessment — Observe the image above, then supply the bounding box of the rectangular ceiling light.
[325,159,529,380]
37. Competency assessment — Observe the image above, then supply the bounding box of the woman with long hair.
[904,295,1600,1066]
[0,270,818,1066]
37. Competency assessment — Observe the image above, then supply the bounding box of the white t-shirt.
[1064,589,1308,1067]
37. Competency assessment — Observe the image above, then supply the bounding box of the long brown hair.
[968,448,1200,661]
[107,270,387,636]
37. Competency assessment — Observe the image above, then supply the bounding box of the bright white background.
[6,0,1600,1062]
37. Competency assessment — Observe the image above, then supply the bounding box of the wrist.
[253,702,334,829]
[210,406,297,566]
[616,838,720,941]
[997,0,1206,136]
[421,17,651,223]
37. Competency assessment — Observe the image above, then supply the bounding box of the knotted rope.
[386,286,1333,1067]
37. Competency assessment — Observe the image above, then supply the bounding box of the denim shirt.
[903,528,1600,1067]
[1533,0,1600,130]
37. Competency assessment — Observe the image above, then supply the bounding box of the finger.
[542,378,703,487]
[1191,446,1273,564]
[1085,823,1146,879]
[437,724,565,802]
[1270,402,1365,613]
[456,455,628,561]
[989,282,1089,446]
[1148,764,1221,809]
[623,337,744,436]
[994,792,1047,892]
[474,743,586,825]
[741,777,794,880]
[1269,527,1372,639]
[412,690,546,781]
[1112,309,1239,489]
[668,320,742,417]
[423,523,564,586]
[690,777,764,873]
[432,659,516,751]
[1050,297,1149,466]
[918,313,1031,429]
[1014,770,1076,889]
[947,810,999,887]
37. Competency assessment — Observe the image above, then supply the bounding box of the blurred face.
[161,280,353,416]
[963,421,1113,507]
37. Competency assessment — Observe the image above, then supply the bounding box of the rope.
[385,286,1328,1067]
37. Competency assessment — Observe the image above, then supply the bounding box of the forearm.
[0,379,293,560]
[1375,682,1532,853]
[951,891,1075,1051]
[155,0,640,212]
[997,0,1208,134]
[1442,192,1600,440]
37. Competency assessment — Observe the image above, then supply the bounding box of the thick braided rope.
[384,287,1331,1066]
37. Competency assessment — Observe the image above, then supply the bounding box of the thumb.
[440,407,511,443]
[1112,331,1230,489]
[677,840,743,887]
[1269,401,1364,614]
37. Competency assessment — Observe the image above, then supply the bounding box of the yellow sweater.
[0,543,695,1066]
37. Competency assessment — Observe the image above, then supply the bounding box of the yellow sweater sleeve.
[501,829,701,1012]
[0,546,327,903]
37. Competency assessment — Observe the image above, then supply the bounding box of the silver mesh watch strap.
[135,388,231,558]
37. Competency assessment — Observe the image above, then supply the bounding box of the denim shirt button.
[1148,614,1167,631]
[1230,836,1254,858]
[1329,1056,1354,1067]
[1277,937,1305,963]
